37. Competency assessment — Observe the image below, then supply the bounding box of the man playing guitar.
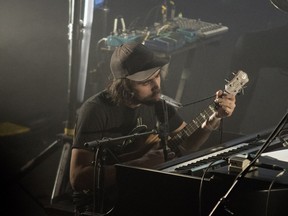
[69,42,238,215]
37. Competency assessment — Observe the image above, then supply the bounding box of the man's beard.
[132,90,161,106]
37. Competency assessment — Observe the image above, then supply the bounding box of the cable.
[198,158,227,216]
[265,169,286,216]
[182,94,215,107]
[143,5,162,27]
[128,16,141,30]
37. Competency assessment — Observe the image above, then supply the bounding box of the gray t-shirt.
[73,90,183,163]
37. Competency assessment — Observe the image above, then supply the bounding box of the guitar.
[167,70,249,154]
[118,70,249,162]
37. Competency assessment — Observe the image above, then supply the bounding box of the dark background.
[0,0,287,215]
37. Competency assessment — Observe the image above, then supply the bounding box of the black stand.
[94,145,106,215]
[86,130,157,214]
[85,130,158,215]
[16,135,70,180]
[209,110,288,216]
[158,100,169,161]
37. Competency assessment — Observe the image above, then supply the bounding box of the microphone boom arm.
[84,129,158,149]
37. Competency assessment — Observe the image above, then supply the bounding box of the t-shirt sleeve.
[72,102,106,149]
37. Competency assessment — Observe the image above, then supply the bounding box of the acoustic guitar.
[118,70,249,162]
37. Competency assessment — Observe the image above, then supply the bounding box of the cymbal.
[270,0,288,13]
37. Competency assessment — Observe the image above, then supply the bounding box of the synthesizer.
[158,128,287,175]
[115,126,288,216]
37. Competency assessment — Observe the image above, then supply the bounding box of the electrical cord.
[181,94,215,107]
[265,169,286,216]
[198,158,228,216]
[143,5,162,27]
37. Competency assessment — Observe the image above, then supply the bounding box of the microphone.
[160,94,183,108]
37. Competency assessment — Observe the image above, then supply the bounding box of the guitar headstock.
[225,70,249,95]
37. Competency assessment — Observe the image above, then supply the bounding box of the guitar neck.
[167,70,249,154]
[168,103,216,153]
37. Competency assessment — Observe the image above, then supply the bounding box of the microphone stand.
[84,130,157,149]
[84,130,157,214]
[209,110,288,216]
[158,100,169,161]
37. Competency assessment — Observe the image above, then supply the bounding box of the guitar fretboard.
[168,104,216,154]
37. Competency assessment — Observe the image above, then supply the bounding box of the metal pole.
[65,0,94,136]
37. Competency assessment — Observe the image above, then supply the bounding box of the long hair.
[106,78,134,105]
